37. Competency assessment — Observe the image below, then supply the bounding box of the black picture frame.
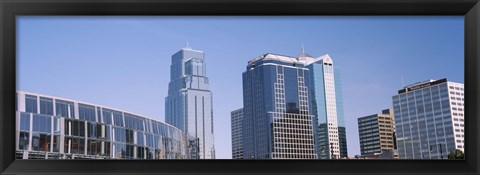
[1,0,479,174]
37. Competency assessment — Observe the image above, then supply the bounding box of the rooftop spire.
[184,40,192,49]
[298,43,312,60]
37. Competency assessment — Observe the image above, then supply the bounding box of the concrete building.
[305,51,347,159]
[358,108,397,158]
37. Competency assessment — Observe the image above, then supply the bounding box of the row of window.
[22,94,183,139]
[448,86,464,91]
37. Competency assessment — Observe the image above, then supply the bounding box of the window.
[88,122,97,139]
[53,135,60,152]
[72,120,79,136]
[79,138,85,154]
[79,121,85,137]
[25,95,37,113]
[102,109,113,125]
[39,97,54,115]
[67,120,86,137]
[137,132,144,146]
[20,112,30,131]
[38,133,51,151]
[126,129,134,144]
[88,139,99,155]
[124,114,145,131]
[79,104,96,122]
[114,127,126,142]
[32,114,51,133]
[71,137,79,154]
[31,133,40,151]
[55,99,74,118]
[18,132,30,150]
[113,111,124,127]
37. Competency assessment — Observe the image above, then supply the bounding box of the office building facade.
[306,53,348,159]
[15,91,187,159]
[165,46,215,159]
[242,50,348,159]
[358,108,397,158]
[392,78,464,159]
[243,53,318,159]
[231,108,244,159]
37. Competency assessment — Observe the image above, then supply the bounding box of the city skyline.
[17,16,464,158]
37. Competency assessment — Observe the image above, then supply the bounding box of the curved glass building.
[15,91,188,159]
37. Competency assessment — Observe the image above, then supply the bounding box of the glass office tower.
[165,46,215,159]
[243,52,321,159]
[231,108,244,159]
[306,53,348,159]
[392,78,464,159]
[16,91,187,159]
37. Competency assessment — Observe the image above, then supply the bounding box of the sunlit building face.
[393,79,464,159]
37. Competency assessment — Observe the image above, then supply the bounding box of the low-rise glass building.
[16,91,188,159]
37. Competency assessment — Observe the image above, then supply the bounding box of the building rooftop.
[397,78,448,94]
[248,51,333,66]
[404,79,436,89]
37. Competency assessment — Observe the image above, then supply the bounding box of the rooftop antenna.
[185,40,191,49]
[301,43,305,54]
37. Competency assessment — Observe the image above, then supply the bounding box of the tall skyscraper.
[242,53,318,159]
[165,46,215,159]
[231,108,244,159]
[358,109,397,158]
[392,78,464,159]
[306,53,348,159]
[242,49,347,159]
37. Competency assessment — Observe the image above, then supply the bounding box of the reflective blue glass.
[25,95,37,113]
[32,114,51,133]
[79,103,96,122]
[165,48,214,159]
[20,112,30,131]
[55,99,74,118]
[39,97,53,115]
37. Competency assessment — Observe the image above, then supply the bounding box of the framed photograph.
[1,0,479,175]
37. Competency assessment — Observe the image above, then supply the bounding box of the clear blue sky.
[17,16,464,159]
